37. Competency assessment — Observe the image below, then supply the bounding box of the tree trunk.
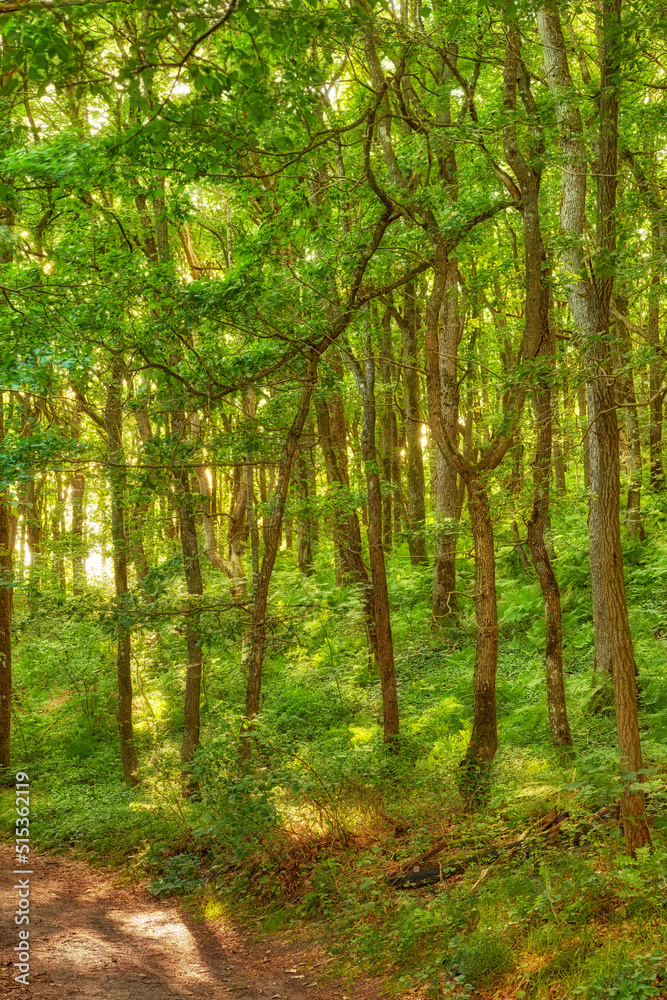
[526,307,572,747]
[316,398,372,612]
[552,387,567,493]
[379,306,394,553]
[459,475,498,794]
[402,283,429,565]
[595,26,650,836]
[196,450,247,603]
[51,473,66,591]
[25,476,42,588]
[296,439,315,576]
[346,320,400,743]
[648,271,664,490]
[258,465,269,549]
[131,505,151,587]
[432,261,460,622]
[227,470,248,600]
[104,358,138,787]
[595,374,651,849]
[69,469,86,594]
[538,0,650,851]
[511,520,533,574]
[244,358,319,748]
[615,302,645,540]
[171,408,204,769]
[577,384,590,486]
[131,408,153,591]
[241,193,395,752]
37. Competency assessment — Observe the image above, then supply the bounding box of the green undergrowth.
[3,496,667,997]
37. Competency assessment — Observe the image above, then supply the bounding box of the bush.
[189,721,278,862]
[445,930,514,987]
[579,951,666,999]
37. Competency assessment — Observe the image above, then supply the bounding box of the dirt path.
[1,843,388,1000]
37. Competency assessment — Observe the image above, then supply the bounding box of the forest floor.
[0,842,390,1000]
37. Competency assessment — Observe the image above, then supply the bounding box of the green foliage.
[189,723,279,863]
[445,930,514,987]
[148,851,206,898]
[579,952,666,999]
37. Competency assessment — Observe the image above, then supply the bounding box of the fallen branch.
[389,809,567,889]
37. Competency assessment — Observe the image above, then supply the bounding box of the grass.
[3,492,667,998]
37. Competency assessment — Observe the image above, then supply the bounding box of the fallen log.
[389,809,567,890]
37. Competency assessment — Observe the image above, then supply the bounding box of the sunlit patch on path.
[0,844,384,999]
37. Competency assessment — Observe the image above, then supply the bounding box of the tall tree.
[537,0,650,851]
[104,357,139,787]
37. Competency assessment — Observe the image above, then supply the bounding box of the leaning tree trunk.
[243,357,319,751]
[241,198,395,754]
[104,358,138,787]
[522,237,572,746]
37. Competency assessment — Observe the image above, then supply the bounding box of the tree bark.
[170,408,204,769]
[50,473,66,591]
[69,466,86,594]
[345,318,400,743]
[316,397,373,628]
[577,384,590,486]
[552,387,567,494]
[104,358,138,787]
[228,470,248,600]
[538,0,650,851]
[243,363,318,747]
[131,407,153,592]
[465,474,499,774]
[25,476,42,588]
[502,22,571,749]
[432,261,460,622]
[401,283,429,565]
[648,270,664,490]
[615,301,645,540]
[296,425,316,577]
[379,306,394,553]
[526,293,572,748]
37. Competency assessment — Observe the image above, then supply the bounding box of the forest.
[1,0,667,996]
